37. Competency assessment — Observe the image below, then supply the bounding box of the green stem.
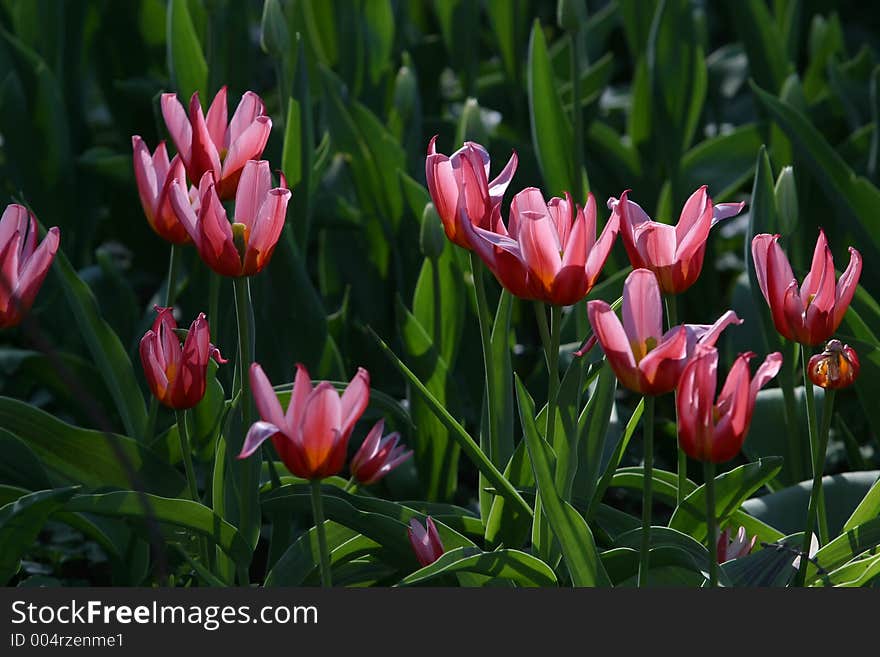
[569,28,585,203]
[781,341,805,482]
[704,460,718,587]
[343,476,358,494]
[816,389,836,545]
[175,409,209,567]
[469,253,498,519]
[208,273,220,340]
[638,395,655,588]
[797,345,823,585]
[665,295,688,506]
[545,305,562,448]
[233,276,257,564]
[310,479,332,587]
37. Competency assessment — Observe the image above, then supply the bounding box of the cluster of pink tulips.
[427,137,863,582]
[0,90,865,586]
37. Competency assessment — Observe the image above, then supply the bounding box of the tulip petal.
[250,363,287,429]
[639,325,688,393]
[244,187,290,275]
[300,382,343,473]
[750,234,775,303]
[205,86,228,150]
[234,160,272,227]
[584,200,619,286]
[622,268,663,347]
[227,91,265,148]
[168,179,200,242]
[587,300,639,388]
[221,116,272,190]
[10,226,59,317]
[339,367,370,439]
[161,93,192,168]
[238,421,282,459]
[188,92,222,182]
[833,247,862,330]
[749,351,783,398]
[487,150,518,202]
[711,202,745,227]
[674,185,710,255]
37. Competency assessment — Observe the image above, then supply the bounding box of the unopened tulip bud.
[456,98,487,146]
[260,0,290,58]
[808,340,860,390]
[393,59,418,120]
[420,203,446,260]
[774,166,798,236]
[407,517,445,567]
[350,420,413,486]
[557,0,588,33]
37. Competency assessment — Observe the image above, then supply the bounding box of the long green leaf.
[398,547,557,587]
[166,0,207,102]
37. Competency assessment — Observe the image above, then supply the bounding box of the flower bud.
[774,166,798,236]
[808,339,860,390]
[557,0,588,33]
[260,0,290,58]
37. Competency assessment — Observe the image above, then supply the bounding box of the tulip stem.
[208,273,220,340]
[431,256,443,350]
[310,479,332,588]
[546,305,562,448]
[176,409,210,568]
[233,276,258,557]
[704,460,718,587]
[665,295,688,506]
[797,346,824,585]
[816,390,835,545]
[638,395,655,588]
[343,476,358,494]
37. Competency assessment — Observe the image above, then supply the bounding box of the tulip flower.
[350,419,413,486]
[238,363,370,480]
[131,136,190,244]
[139,306,227,410]
[609,186,745,294]
[717,526,757,564]
[751,230,862,346]
[586,268,743,395]
[676,346,782,463]
[161,87,272,199]
[808,339,860,390]
[425,136,517,249]
[407,517,445,567]
[169,160,290,277]
[0,204,60,329]
[464,188,619,306]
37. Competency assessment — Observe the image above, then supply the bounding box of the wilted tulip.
[808,339,860,390]
[465,188,619,306]
[751,230,861,346]
[717,526,757,563]
[407,517,445,567]
[676,346,782,463]
[586,268,742,395]
[139,307,226,410]
[350,420,413,486]
[162,87,272,199]
[169,160,290,277]
[238,363,370,480]
[425,137,517,249]
[131,136,190,244]
[0,204,60,329]
[609,186,744,294]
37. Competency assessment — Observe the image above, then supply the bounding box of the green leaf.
[515,376,610,586]
[729,0,791,94]
[576,362,619,511]
[52,248,148,441]
[721,532,803,587]
[398,547,558,587]
[587,397,643,519]
[751,81,880,260]
[615,526,728,585]
[680,124,763,200]
[0,428,51,490]
[813,552,880,587]
[527,19,576,197]
[0,397,186,497]
[844,473,880,533]
[166,0,207,102]
[281,97,303,188]
[368,327,532,518]
[64,492,251,567]
[0,487,78,584]
[363,0,394,84]
[809,514,880,583]
[670,458,783,542]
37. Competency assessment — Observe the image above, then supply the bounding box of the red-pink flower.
[610,186,744,294]
[717,526,756,563]
[350,420,413,486]
[465,188,619,305]
[169,160,290,277]
[238,364,370,480]
[139,306,226,410]
[161,87,271,200]
[407,517,445,567]
[425,137,517,249]
[752,230,862,346]
[808,339,860,390]
[131,136,190,244]
[586,268,742,395]
[676,346,782,463]
[0,204,60,329]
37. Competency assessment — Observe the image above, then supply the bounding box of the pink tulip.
[407,517,445,567]
[139,306,227,410]
[0,204,60,329]
[169,160,290,277]
[131,136,190,244]
[717,526,756,563]
[350,419,413,486]
[751,230,861,346]
[425,136,517,249]
[161,87,272,200]
[238,363,370,480]
[586,268,743,395]
[676,346,782,463]
[464,187,619,306]
[609,186,744,294]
